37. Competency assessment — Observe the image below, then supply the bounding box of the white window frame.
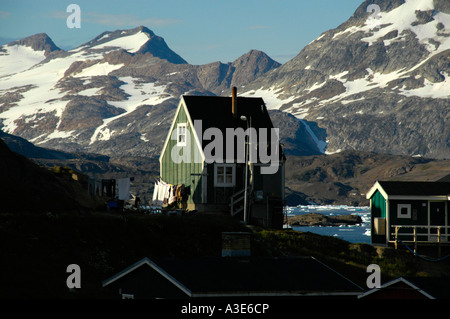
[177,123,187,146]
[214,164,235,187]
[121,293,134,299]
[397,204,411,219]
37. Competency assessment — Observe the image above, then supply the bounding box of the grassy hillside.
[0,138,104,213]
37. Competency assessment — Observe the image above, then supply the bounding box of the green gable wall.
[160,104,204,205]
[371,190,387,245]
[371,190,386,219]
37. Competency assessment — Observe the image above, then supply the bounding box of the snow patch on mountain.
[90,31,150,53]
[242,86,295,109]
[299,119,327,153]
[400,71,450,98]
[332,0,450,60]
[0,57,68,133]
[361,0,450,46]
[0,45,46,77]
[31,129,76,145]
[321,68,409,103]
[0,49,86,134]
[77,87,101,96]
[73,61,124,77]
[89,76,172,144]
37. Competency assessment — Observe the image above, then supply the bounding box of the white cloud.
[84,12,182,27]
[0,11,11,19]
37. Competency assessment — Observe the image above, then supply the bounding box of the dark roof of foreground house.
[358,276,450,299]
[102,256,364,298]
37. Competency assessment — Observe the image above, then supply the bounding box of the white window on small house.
[121,293,134,299]
[397,204,411,219]
[214,164,235,187]
[177,123,187,146]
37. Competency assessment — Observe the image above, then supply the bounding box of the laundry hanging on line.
[152,179,187,206]
[117,177,131,200]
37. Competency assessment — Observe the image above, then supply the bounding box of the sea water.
[286,205,371,244]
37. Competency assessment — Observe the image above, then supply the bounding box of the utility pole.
[240,115,249,224]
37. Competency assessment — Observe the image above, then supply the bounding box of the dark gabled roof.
[155,256,363,295]
[403,276,450,299]
[183,95,273,132]
[438,174,450,182]
[358,277,436,299]
[103,256,363,297]
[182,95,285,162]
[377,181,450,196]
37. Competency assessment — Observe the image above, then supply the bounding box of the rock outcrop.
[287,213,362,226]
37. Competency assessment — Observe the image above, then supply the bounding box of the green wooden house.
[159,88,285,228]
[366,181,450,246]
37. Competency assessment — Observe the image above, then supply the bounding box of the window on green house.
[177,123,187,146]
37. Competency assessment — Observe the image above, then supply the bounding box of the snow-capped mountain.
[0,26,283,158]
[242,0,450,159]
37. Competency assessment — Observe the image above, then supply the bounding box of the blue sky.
[0,0,363,65]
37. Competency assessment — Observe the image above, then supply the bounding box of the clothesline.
[152,173,203,186]
[152,178,189,207]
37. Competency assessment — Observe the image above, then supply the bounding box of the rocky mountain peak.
[7,33,61,56]
[133,25,156,37]
[134,34,187,64]
[233,49,280,72]
[228,49,281,89]
[233,49,278,65]
[79,25,187,64]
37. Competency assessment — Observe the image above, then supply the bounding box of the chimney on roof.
[232,86,237,118]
